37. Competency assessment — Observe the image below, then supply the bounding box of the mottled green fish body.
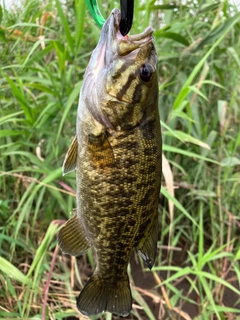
[58,8,162,317]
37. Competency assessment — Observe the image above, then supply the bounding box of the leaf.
[227,47,240,68]
[24,43,54,66]
[220,157,240,167]
[207,306,240,314]
[163,145,218,164]
[55,0,74,54]
[25,222,59,281]
[131,285,156,320]
[172,87,190,110]
[188,85,208,101]
[217,100,227,129]
[197,3,221,14]
[189,190,217,198]
[149,4,180,10]
[0,233,27,249]
[152,266,192,282]
[75,0,86,52]
[174,13,240,109]
[201,80,225,89]
[162,153,174,245]
[235,247,240,261]
[22,39,45,68]
[0,257,32,284]
[164,130,211,149]
[0,130,27,137]
[193,13,240,52]
[196,271,240,296]
[2,150,46,167]
[0,27,7,43]
[0,5,2,24]
[158,53,180,61]
[197,275,219,318]
[161,186,198,227]
[0,111,24,125]
[155,31,189,46]
[56,81,82,141]
[3,73,34,124]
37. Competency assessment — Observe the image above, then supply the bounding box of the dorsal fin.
[62,136,78,175]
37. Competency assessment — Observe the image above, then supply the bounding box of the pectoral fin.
[88,125,115,168]
[62,136,78,175]
[58,213,91,256]
[137,209,159,270]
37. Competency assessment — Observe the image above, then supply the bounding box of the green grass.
[0,0,240,319]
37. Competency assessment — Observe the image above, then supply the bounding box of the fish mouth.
[106,8,154,60]
[90,9,154,74]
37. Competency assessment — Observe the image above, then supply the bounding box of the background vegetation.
[0,0,239,319]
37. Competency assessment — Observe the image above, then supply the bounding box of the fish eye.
[139,64,154,82]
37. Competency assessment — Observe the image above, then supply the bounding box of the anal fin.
[58,213,91,256]
[62,136,78,175]
[137,209,159,270]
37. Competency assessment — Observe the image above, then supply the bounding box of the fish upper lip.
[109,8,154,56]
[116,26,153,42]
[111,8,153,39]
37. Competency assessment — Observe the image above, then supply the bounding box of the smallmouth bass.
[58,8,162,317]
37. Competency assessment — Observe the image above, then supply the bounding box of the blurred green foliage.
[0,0,239,319]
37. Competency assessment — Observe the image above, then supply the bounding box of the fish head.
[82,8,158,130]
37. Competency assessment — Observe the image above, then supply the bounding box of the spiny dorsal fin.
[137,209,158,270]
[58,213,91,256]
[62,136,78,176]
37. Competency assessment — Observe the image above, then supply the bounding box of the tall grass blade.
[0,257,32,284]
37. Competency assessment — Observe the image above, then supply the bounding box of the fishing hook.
[85,0,134,36]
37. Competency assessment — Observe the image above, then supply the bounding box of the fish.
[58,8,162,318]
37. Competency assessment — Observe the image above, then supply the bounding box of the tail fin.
[77,273,132,317]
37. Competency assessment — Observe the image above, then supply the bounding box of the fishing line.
[85,0,134,35]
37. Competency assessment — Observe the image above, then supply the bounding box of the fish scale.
[58,8,162,317]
